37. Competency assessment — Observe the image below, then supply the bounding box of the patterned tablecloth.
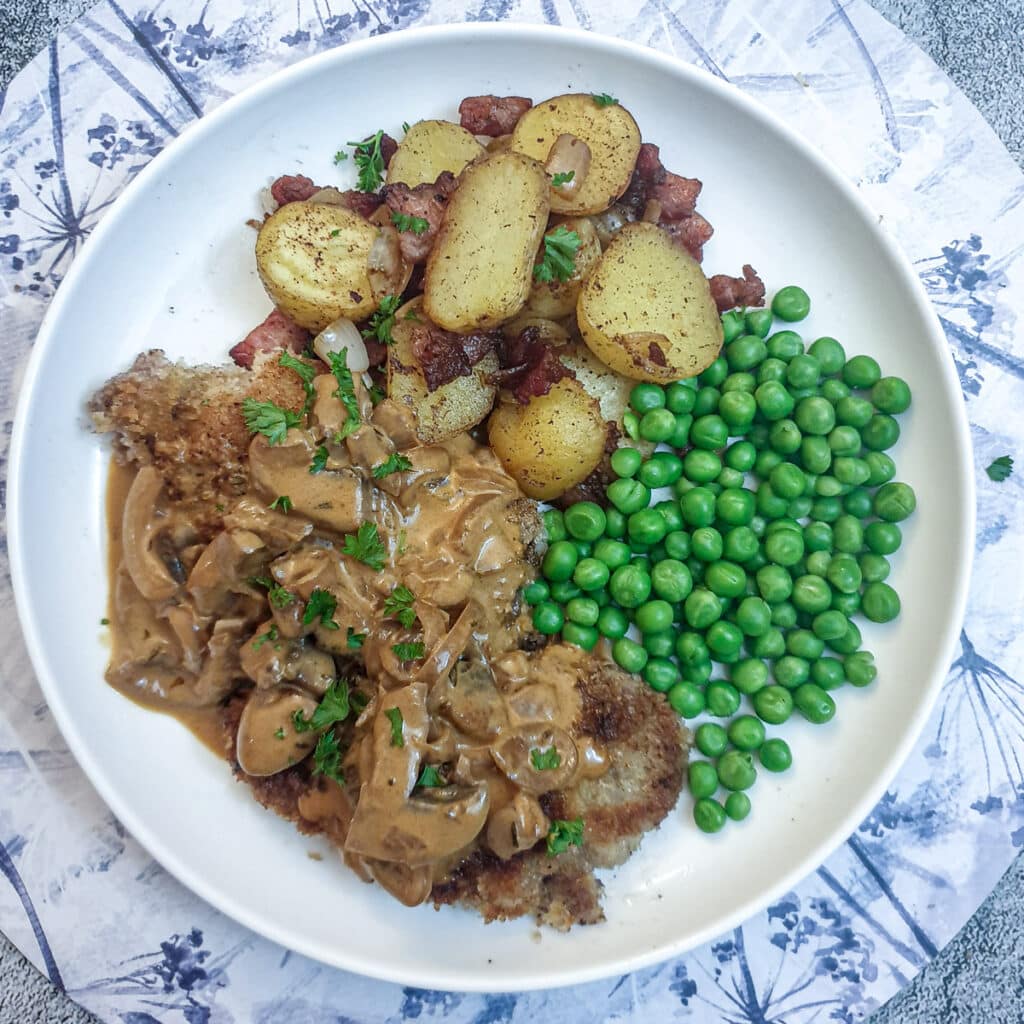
[2,1,1023,1021]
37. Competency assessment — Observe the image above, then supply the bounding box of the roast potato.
[557,342,632,426]
[501,316,570,347]
[388,297,499,444]
[512,94,641,216]
[257,201,386,331]
[388,120,486,187]
[577,221,723,382]
[488,378,606,500]
[486,134,513,155]
[521,217,602,320]
[424,151,550,333]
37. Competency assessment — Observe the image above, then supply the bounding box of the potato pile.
[254,93,725,500]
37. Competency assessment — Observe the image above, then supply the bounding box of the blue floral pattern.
[0,1,1022,1021]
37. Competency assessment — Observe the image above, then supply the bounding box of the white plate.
[8,24,973,993]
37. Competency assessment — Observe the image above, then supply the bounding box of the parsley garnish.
[310,445,329,474]
[347,130,387,192]
[384,707,405,747]
[369,383,387,406]
[342,522,387,571]
[391,641,425,662]
[333,150,348,164]
[404,309,420,321]
[402,121,411,134]
[330,228,341,238]
[383,584,417,628]
[346,627,366,650]
[593,93,619,107]
[312,731,345,783]
[531,747,562,771]
[533,226,581,283]
[278,351,317,411]
[987,455,1014,482]
[372,453,413,479]
[293,679,350,732]
[248,575,295,609]
[351,691,369,714]
[362,294,402,347]
[242,398,302,445]
[252,624,279,651]
[303,588,340,630]
[274,727,286,740]
[546,817,584,856]
[551,170,575,187]
[268,495,293,513]
[328,350,361,439]
[100,617,110,626]
[416,765,444,788]
[390,211,430,235]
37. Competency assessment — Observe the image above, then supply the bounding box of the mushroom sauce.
[104,370,611,906]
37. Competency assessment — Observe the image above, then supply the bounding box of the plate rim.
[7,20,976,993]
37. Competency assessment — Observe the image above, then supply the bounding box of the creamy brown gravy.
[102,374,608,905]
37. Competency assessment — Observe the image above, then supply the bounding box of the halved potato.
[424,151,550,333]
[557,342,632,426]
[488,378,605,500]
[512,94,641,216]
[577,221,723,382]
[521,217,602,320]
[388,120,486,187]
[388,297,499,444]
[256,202,383,331]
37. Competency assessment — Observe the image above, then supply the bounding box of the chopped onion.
[313,317,368,372]
[367,225,402,296]
[590,203,631,247]
[545,133,591,194]
[259,186,277,216]
[641,199,663,224]
[308,186,347,206]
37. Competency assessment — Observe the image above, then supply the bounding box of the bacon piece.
[270,174,319,206]
[364,339,388,368]
[408,320,498,392]
[635,143,667,184]
[708,265,767,313]
[381,133,399,168]
[229,310,309,368]
[382,172,459,263]
[492,327,574,404]
[662,213,714,262]
[339,190,384,219]
[458,95,533,136]
[652,172,702,220]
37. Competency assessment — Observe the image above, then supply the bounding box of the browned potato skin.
[486,134,513,155]
[521,217,602,320]
[577,221,724,382]
[256,202,381,332]
[388,297,498,444]
[511,94,642,216]
[488,378,606,500]
[557,342,632,426]
[424,151,551,333]
[388,120,486,187]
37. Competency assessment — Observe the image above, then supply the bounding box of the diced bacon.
[229,310,310,368]
[661,212,714,262]
[270,174,319,206]
[458,95,533,136]
[491,327,574,404]
[408,320,498,392]
[382,172,458,263]
[708,265,767,312]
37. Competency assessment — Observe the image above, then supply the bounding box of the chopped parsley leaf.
[361,294,402,347]
[592,92,619,107]
[278,351,317,411]
[333,150,348,164]
[346,627,366,650]
[312,730,345,783]
[416,765,444,788]
[402,120,411,134]
[215,503,225,513]
[268,494,293,513]
[987,455,1014,482]
[533,226,581,283]
[274,727,286,740]
[309,445,330,475]
[390,211,430,235]
[404,309,420,321]
[252,624,279,651]
[368,383,387,406]
[551,170,575,187]
[391,641,425,662]
[347,129,387,192]
[100,617,110,626]
[530,747,562,771]
[384,707,405,747]
[330,228,341,238]
[328,350,361,439]
[350,690,369,714]
[248,575,295,609]
[303,587,340,630]
[372,452,413,479]
[293,679,350,732]
[383,584,417,629]
[242,397,302,445]
[546,817,584,856]
[341,522,387,571]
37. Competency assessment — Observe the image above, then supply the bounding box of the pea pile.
[523,285,916,833]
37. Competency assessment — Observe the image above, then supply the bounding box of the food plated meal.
[90,87,917,927]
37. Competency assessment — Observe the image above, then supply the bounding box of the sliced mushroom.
[223,496,313,552]
[435,657,508,740]
[236,685,319,776]
[491,724,579,794]
[364,859,433,907]
[485,792,549,860]
[187,529,267,615]
[121,466,179,602]
[284,643,337,696]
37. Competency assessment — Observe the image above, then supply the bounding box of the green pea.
[682,449,722,485]
[683,659,713,685]
[630,382,667,414]
[724,792,751,821]
[832,515,864,554]
[772,285,811,322]
[768,418,802,455]
[721,310,746,344]
[700,357,729,388]
[707,620,744,660]
[523,580,550,606]
[814,474,846,498]
[863,451,896,488]
[812,657,846,690]
[821,378,851,404]
[654,500,685,533]
[532,601,564,635]
[612,636,648,673]
[754,685,794,724]
[731,657,769,695]
[688,760,719,798]
[542,540,578,582]
[770,601,798,629]
[610,446,643,479]
[754,451,784,481]
[685,587,723,629]
[564,501,607,542]
[795,396,836,436]
[833,456,871,488]
[805,550,831,577]
[573,557,611,592]
[622,411,640,441]
[693,798,727,833]
[627,508,668,547]
[543,509,567,543]
[561,622,599,651]
[749,514,767,538]
[812,609,848,642]
[768,462,806,501]
[724,526,760,564]
[764,529,805,567]
[759,737,792,772]
[810,495,842,522]
[766,330,804,360]
[735,596,772,638]
[705,680,742,718]
[664,530,692,561]
[774,655,810,689]
[862,413,900,451]
[604,507,627,539]
[676,630,710,665]
[843,487,874,519]
[718,749,757,791]
[794,682,836,724]
[723,440,755,473]
[635,599,673,634]
[689,526,722,563]
[642,631,674,659]
[758,357,789,384]
[745,308,774,338]
[694,723,727,759]
[756,564,793,604]
[828,425,861,456]
[665,380,696,414]
[787,354,821,390]
[862,581,901,623]
[834,395,873,430]
[705,560,747,598]
[565,597,600,627]
[691,414,729,451]
[829,619,863,655]
[722,371,757,394]
[726,334,768,372]
[752,627,786,660]
[787,628,825,660]
[859,552,891,583]
[871,376,912,414]
[715,490,752,530]
[693,386,720,416]
[842,651,876,689]
[670,682,706,718]
[831,590,861,618]
[593,538,631,571]
[728,715,766,751]
[550,581,582,605]
[826,553,862,594]
[719,390,757,430]
[803,521,833,553]
[595,606,627,640]
[752,380,793,422]
[873,482,916,522]
[680,487,717,527]
[808,336,846,374]
[643,657,679,693]
[842,354,881,389]
[609,564,652,609]
[639,407,676,443]
[651,559,693,603]
[756,482,790,519]
[668,412,694,449]
[607,478,651,515]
